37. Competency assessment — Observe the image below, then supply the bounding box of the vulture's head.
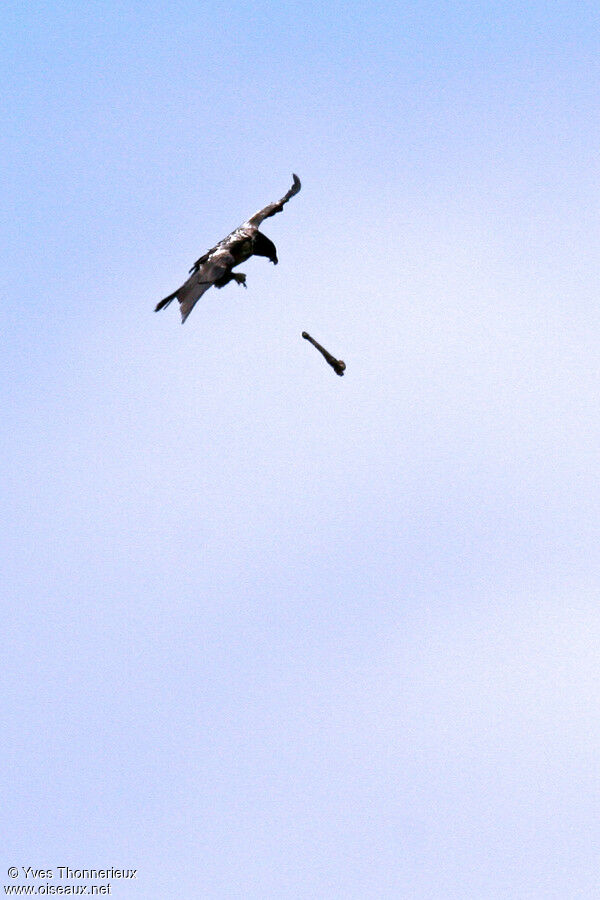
[254,231,278,265]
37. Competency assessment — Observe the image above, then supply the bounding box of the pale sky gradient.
[2,2,600,898]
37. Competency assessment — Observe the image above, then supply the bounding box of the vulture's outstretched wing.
[188,175,300,273]
[245,174,301,228]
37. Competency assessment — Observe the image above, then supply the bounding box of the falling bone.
[302,332,346,376]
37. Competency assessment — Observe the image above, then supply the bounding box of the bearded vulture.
[155,174,301,323]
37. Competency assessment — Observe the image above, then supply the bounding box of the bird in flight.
[155,174,301,323]
[302,332,346,376]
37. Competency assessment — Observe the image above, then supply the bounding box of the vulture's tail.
[155,275,212,323]
[155,289,179,312]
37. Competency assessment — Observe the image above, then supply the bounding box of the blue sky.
[2,2,600,897]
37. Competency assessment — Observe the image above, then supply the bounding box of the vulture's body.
[155,174,301,323]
